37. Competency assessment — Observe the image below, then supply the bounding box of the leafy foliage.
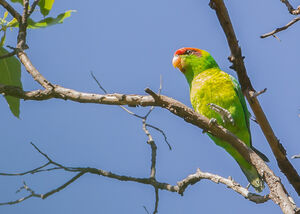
[0,47,22,118]
[10,0,56,17]
[0,1,73,117]
[8,10,74,29]
[38,0,55,16]
[10,0,23,5]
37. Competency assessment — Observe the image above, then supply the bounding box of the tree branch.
[0,1,298,212]
[0,144,269,206]
[0,82,295,210]
[0,0,21,22]
[210,0,299,213]
[0,49,17,60]
[281,0,300,15]
[261,16,300,38]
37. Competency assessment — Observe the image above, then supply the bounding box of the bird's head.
[172,47,219,85]
[172,47,202,71]
[172,47,218,72]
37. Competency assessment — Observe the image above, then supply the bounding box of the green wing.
[229,75,269,162]
[229,75,251,140]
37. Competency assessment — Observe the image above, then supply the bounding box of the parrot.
[172,47,269,192]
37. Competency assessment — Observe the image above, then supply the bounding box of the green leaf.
[38,0,55,16]
[8,10,75,29]
[10,0,23,5]
[3,11,8,21]
[7,18,18,28]
[0,30,6,47]
[0,47,22,118]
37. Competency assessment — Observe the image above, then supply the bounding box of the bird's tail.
[207,134,265,192]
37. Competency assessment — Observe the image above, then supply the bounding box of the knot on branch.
[278,140,287,156]
[208,1,216,9]
[228,55,235,62]
[145,88,160,102]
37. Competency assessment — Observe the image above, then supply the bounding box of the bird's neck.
[183,56,219,86]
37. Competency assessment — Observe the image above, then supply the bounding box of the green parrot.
[172,47,268,192]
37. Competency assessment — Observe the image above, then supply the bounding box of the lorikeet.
[172,47,268,192]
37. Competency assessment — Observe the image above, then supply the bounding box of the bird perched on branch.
[172,47,269,192]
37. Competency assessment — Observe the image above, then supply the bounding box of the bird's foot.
[208,118,217,127]
[207,103,234,126]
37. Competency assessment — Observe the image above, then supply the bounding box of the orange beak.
[172,54,182,69]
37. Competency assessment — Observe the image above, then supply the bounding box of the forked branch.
[0,143,269,206]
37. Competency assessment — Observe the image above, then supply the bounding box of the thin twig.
[91,72,164,212]
[261,17,300,38]
[90,72,108,94]
[28,0,40,16]
[41,172,86,199]
[0,162,50,176]
[153,188,159,214]
[30,142,52,162]
[249,88,267,98]
[0,194,33,205]
[143,206,150,214]
[291,154,300,159]
[0,172,85,206]
[0,49,17,60]
[146,124,172,150]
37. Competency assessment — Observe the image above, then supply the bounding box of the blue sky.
[1,0,300,213]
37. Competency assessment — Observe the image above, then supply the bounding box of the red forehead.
[174,47,202,55]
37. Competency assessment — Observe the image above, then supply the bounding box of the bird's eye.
[185,50,193,55]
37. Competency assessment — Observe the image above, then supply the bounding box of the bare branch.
[0,147,269,206]
[210,0,299,212]
[90,72,108,94]
[41,172,86,199]
[176,168,269,204]
[1,81,293,208]
[0,172,85,205]
[143,206,150,214]
[90,73,163,212]
[17,52,53,88]
[261,17,300,38]
[0,162,50,176]
[292,154,300,159]
[0,194,33,205]
[153,188,159,214]
[281,0,300,15]
[30,142,52,162]
[249,88,267,98]
[1,73,299,210]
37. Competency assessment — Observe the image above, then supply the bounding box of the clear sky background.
[1,0,300,213]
